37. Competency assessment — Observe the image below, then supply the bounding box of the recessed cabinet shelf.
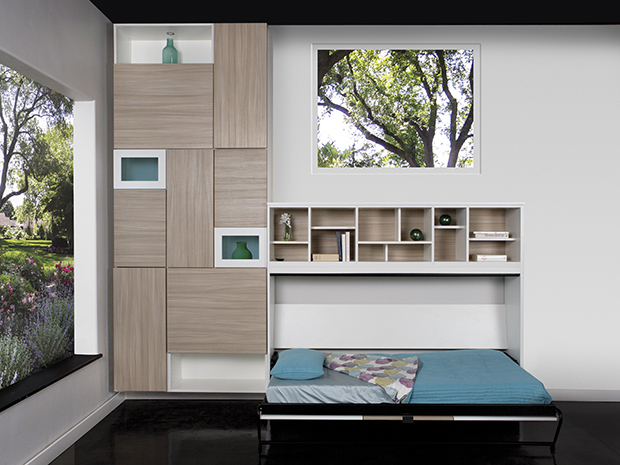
[115,24,214,64]
[269,204,523,271]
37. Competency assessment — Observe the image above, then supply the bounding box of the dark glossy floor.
[51,400,620,465]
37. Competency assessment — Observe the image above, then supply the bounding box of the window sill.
[0,354,102,413]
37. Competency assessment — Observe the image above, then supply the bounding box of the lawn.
[0,238,73,269]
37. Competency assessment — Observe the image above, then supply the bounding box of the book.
[312,253,340,262]
[474,254,507,262]
[473,231,510,238]
[336,231,342,261]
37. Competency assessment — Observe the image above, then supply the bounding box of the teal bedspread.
[400,349,552,404]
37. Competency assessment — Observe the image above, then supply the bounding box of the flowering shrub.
[24,285,74,369]
[0,255,74,390]
[53,262,74,288]
[0,334,34,389]
[0,274,36,333]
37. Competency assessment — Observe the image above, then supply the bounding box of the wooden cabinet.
[114,190,166,267]
[113,268,167,391]
[113,23,269,393]
[167,149,214,267]
[167,268,267,354]
[214,149,267,228]
[214,23,268,148]
[113,64,213,149]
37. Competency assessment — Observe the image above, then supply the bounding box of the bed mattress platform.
[257,349,563,457]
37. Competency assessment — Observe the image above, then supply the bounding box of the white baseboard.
[25,392,126,465]
[548,389,620,402]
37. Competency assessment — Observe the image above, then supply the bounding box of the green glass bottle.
[162,37,178,64]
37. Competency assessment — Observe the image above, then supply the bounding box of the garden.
[0,238,74,389]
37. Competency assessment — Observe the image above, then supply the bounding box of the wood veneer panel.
[167,149,214,267]
[114,190,166,267]
[114,64,213,149]
[167,268,267,353]
[113,268,167,391]
[214,149,267,227]
[214,23,267,148]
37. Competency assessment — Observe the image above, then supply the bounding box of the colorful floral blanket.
[324,353,419,403]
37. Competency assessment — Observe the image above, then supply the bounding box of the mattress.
[266,349,552,405]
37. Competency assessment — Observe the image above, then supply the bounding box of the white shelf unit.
[114,24,214,64]
[268,204,523,271]
[167,353,268,393]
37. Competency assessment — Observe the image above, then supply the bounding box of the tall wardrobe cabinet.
[113,23,268,393]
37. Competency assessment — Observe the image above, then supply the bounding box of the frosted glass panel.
[121,157,159,182]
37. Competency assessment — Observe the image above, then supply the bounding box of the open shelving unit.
[268,204,523,273]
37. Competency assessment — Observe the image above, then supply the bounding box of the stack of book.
[312,253,340,262]
[472,231,510,238]
[311,231,352,262]
[336,231,351,261]
[473,255,508,262]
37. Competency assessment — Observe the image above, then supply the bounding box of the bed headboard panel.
[272,275,511,351]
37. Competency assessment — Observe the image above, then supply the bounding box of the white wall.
[0,1,117,464]
[270,25,620,399]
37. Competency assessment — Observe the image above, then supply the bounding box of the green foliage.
[0,334,34,389]
[0,63,73,225]
[318,49,474,168]
[24,286,74,369]
[0,200,15,219]
[0,251,74,390]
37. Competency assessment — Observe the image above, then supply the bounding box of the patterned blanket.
[324,353,419,403]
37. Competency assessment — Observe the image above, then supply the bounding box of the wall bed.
[259,203,562,458]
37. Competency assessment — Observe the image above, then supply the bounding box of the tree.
[317,49,474,168]
[0,64,73,212]
[0,199,14,219]
[15,124,73,243]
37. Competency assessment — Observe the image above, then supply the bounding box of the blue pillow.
[270,349,326,380]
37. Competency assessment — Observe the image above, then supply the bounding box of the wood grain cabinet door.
[167,149,214,267]
[214,23,267,148]
[167,268,267,353]
[113,268,167,391]
[214,149,267,228]
[114,64,213,149]
[114,190,166,267]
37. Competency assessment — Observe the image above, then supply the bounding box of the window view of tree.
[0,63,74,390]
[317,48,474,168]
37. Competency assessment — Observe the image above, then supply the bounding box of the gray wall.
[270,25,620,399]
[0,1,115,464]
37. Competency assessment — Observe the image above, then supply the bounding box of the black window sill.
[0,354,102,413]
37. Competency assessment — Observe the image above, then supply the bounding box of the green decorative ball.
[439,214,452,226]
[410,229,424,241]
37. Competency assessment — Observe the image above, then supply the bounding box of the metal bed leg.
[551,407,563,454]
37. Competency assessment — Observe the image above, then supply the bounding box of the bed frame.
[257,352,563,458]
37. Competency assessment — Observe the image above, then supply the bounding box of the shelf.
[168,353,267,393]
[215,228,266,268]
[269,204,522,268]
[114,150,166,189]
[115,24,214,64]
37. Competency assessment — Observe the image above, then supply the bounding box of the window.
[315,45,479,172]
[0,63,74,390]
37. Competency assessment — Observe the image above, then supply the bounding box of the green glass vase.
[231,241,252,260]
[162,37,178,64]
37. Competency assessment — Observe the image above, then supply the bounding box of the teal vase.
[231,241,252,260]
[162,37,178,63]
